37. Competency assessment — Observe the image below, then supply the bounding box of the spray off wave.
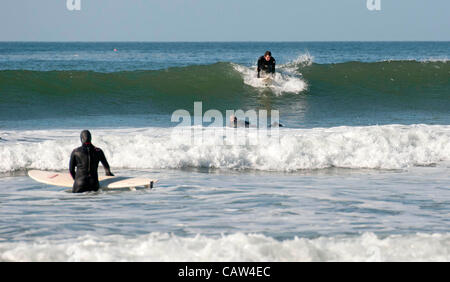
[1,124,449,173]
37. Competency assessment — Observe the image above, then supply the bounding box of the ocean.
[0,42,449,261]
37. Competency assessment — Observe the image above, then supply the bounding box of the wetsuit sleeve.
[98,149,114,176]
[257,57,262,78]
[69,150,77,179]
[271,59,276,74]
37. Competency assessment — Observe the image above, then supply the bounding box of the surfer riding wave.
[257,51,276,78]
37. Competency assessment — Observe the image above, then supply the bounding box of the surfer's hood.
[80,130,92,144]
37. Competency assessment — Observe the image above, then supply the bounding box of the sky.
[0,0,449,41]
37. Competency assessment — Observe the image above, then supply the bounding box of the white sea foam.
[1,124,449,172]
[1,232,448,262]
[380,57,450,63]
[418,57,449,63]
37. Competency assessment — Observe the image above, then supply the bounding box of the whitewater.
[2,232,449,262]
[1,124,449,173]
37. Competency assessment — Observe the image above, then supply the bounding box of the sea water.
[0,42,449,261]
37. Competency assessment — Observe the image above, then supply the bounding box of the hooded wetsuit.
[257,56,276,78]
[69,130,113,193]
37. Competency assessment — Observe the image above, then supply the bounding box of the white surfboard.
[28,170,157,191]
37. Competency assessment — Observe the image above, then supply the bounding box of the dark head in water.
[229,115,251,128]
[80,130,92,145]
[257,51,276,78]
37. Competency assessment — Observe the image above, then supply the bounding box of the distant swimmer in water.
[269,121,284,128]
[69,130,114,193]
[257,51,276,78]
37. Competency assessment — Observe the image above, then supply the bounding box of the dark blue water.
[0,42,449,130]
[0,41,449,71]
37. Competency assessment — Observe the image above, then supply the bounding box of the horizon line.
[1,40,449,43]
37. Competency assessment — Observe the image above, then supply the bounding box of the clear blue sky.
[1,0,449,41]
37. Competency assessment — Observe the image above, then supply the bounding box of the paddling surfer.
[257,51,276,78]
[229,115,251,128]
[69,130,114,193]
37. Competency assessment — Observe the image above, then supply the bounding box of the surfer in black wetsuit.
[257,51,276,78]
[69,130,114,193]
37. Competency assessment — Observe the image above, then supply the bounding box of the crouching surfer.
[69,130,114,193]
